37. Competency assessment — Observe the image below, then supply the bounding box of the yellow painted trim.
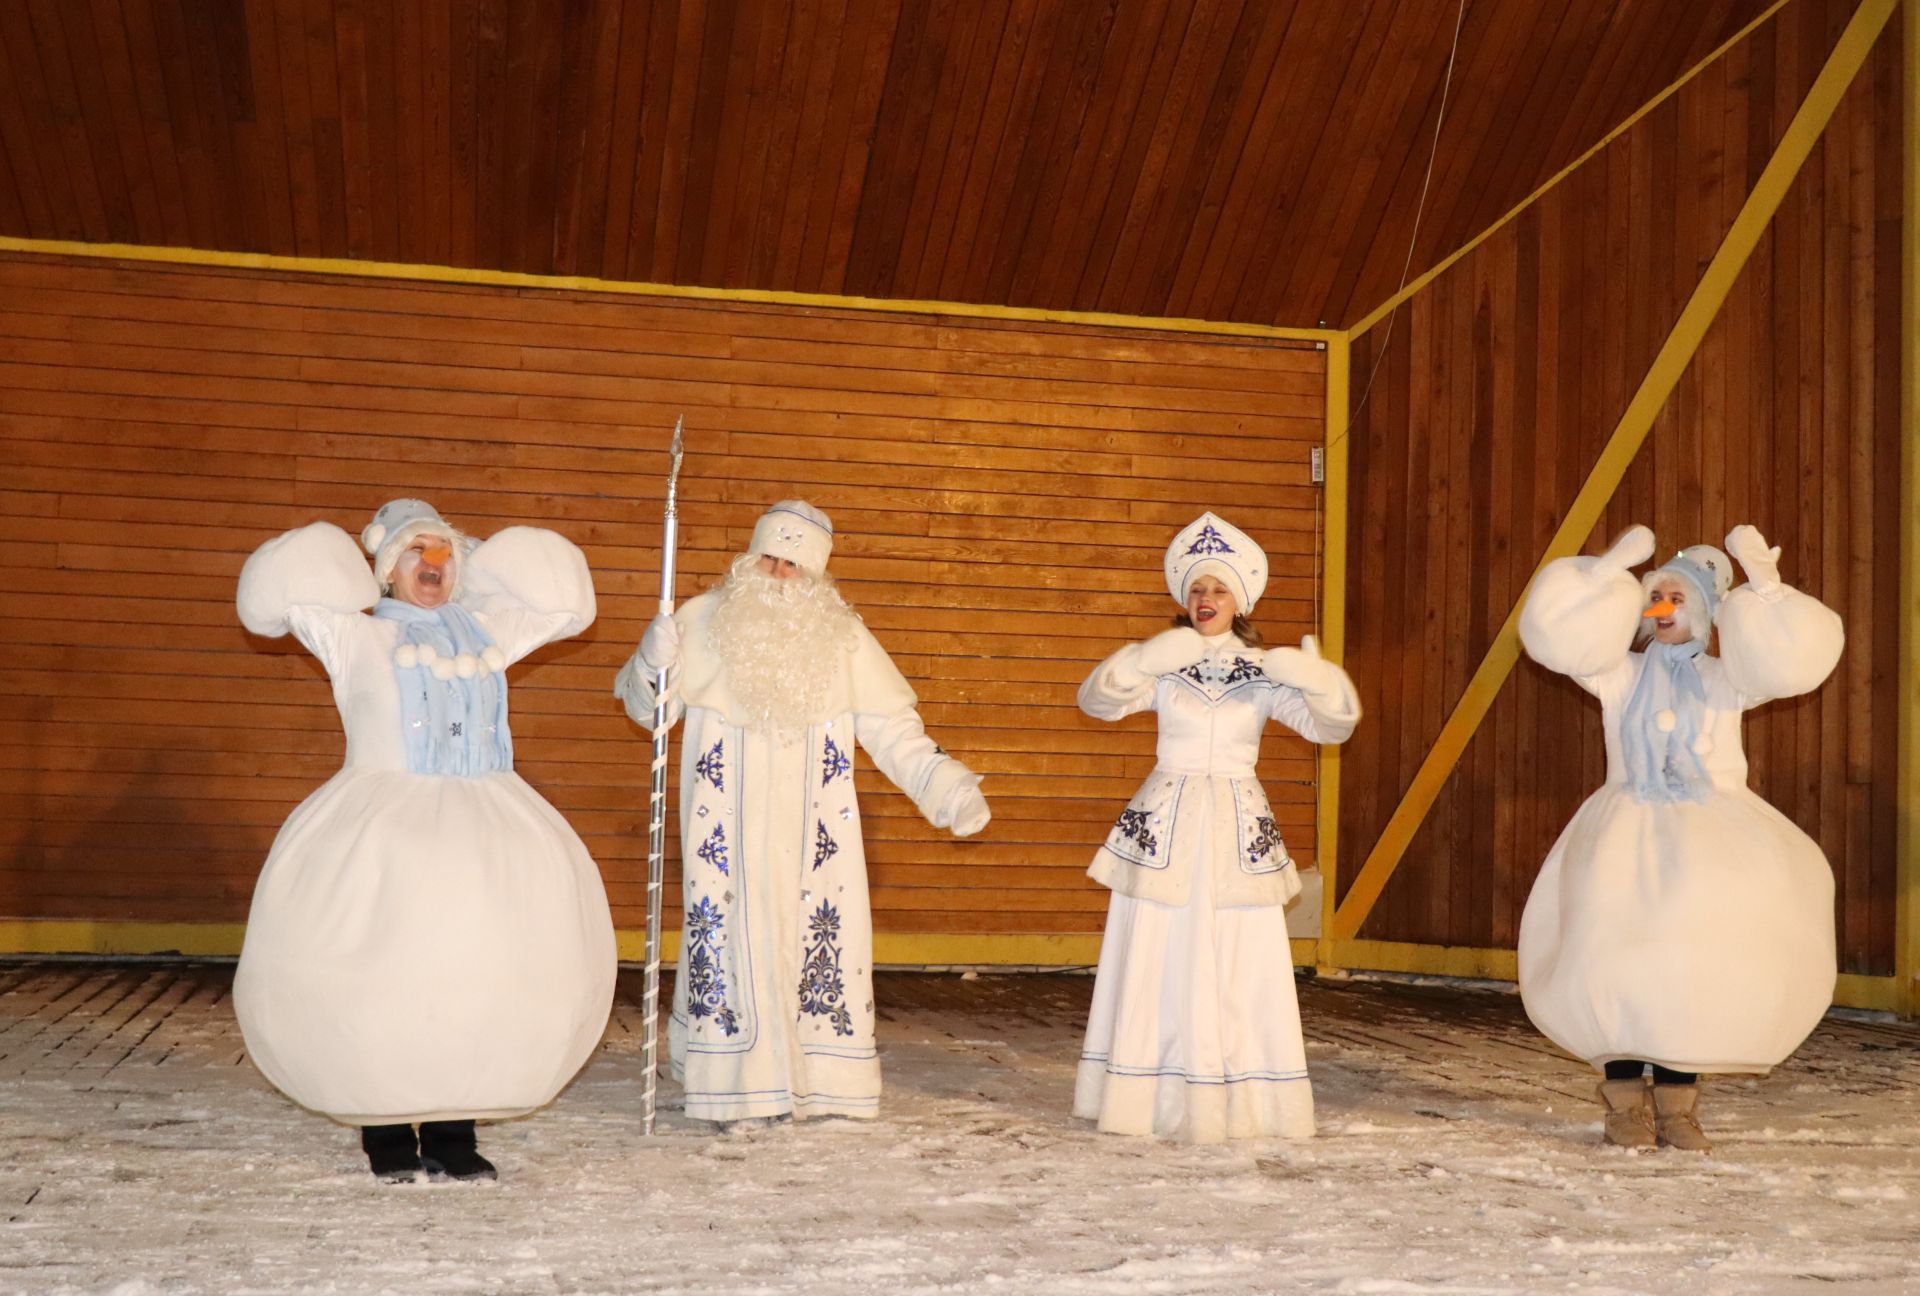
[1345,0,1797,337]
[0,234,1337,344]
[1330,0,1900,944]
[1327,939,1518,982]
[1898,0,1920,1018]
[1834,973,1908,1015]
[0,920,246,957]
[1317,336,1351,970]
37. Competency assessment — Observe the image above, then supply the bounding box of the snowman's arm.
[236,522,379,675]
[461,526,597,666]
[1519,554,1644,690]
[1716,581,1844,707]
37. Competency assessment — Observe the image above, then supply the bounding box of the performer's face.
[1644,576,1692,645]
[1186,575,1237,636]
[755,554,801,580]
[391,533,456,609]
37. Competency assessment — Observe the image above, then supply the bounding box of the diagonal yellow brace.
[1330,0,1900,943]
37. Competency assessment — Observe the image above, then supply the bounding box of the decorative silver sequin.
[696,805,710,818]
[839,807,853,821]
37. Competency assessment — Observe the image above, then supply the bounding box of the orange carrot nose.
[420,544,453,565]
[1644,599,1676,619]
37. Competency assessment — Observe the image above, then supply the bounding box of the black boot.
[419,1120,496,1182]
[361,1123,421,1183]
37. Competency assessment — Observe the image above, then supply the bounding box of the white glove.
[1136,626,1209,676]
[639,612,681,671]
[1263,634,1341,695]
[1726,524,1783,593]
[947,784,991,838]
[1594,524,1656,577]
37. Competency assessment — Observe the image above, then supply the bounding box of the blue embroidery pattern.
[1247,816,1282,864]
[695,739,725,792]
[821,735,851,785]
[812,821,840,871]
[797,901,853,1037]
[696,823,729,876]
[1185,523,1234,556]
[1224,656,1264,684]
[683,897,739,1036]
[1114,809,1157,858]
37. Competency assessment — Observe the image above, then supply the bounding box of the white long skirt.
[234,767,617,1126]
[1074,853,1315,1143]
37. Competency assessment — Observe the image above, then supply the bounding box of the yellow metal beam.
[1317,336,1351,968]
[0,234,1336,345]
[1345,0,1795,338]
[1330,0,1900,944]
[1898,0,1919,1017]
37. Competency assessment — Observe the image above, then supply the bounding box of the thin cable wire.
[1345,0,1471,440]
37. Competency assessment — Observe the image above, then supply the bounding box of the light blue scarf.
[373,598,513,777]
[1620,638,1710,803]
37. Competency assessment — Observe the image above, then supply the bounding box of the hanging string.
[1344,0,1471,440]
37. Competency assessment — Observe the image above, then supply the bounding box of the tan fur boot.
[1596,1078,1656,1148]
[1653,1083,1711,1152]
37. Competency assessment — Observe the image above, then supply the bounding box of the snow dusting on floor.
[1,963,1915,1295]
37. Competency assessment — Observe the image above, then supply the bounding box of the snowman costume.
[1074,513,1360,1143]
[615,501,990,1123]
[234,501,616,1126]
[1517,523,1843,1077]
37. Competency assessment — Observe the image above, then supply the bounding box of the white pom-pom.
[481,645,506,673]
[416,643,438,665]
[454,653,479,679]
[361,522,386,554]
[1655,709,1677,733]
[1692,734,1714,756]
[394,644,419,669]
[430,658,455,681]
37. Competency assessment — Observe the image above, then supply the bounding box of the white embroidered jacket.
[1079,634,1360,908]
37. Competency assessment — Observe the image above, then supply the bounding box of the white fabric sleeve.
[1268,663,1362,744]
[853,708,983,831]
[613,648,685,731]
[1519,555,1643,685]
[461,526,597,665]
[1076,644,1159,721]
[236,522,379,676]
[1716,581,1845,707]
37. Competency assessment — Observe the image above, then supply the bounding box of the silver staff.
[642,416,685,1136]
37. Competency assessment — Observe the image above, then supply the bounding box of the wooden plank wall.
[0,252,1326,941]
[0,0,1771,328]
[1338,0,1905,975]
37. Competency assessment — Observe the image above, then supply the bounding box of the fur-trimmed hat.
[1165,512,1268,613]
[749,499,834,576]
[362,498,468,591]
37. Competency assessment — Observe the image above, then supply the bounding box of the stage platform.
[2,962,1915,1294]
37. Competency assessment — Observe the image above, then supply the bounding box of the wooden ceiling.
[0,0,1784,329]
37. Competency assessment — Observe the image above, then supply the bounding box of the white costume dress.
[1075,632,1360,1142]
[233,522,616,1125]
[616,590,984,1122]
[1517,547,1843,1073]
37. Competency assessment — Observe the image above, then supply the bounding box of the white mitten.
[639,612,681,670]
[1725,524,1783,595]
[1263,634,1340,695]
[1595,523,1656,578]
[947,784,991,838]
[1136,626,1209,676]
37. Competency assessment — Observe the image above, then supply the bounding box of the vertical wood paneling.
[0,252,1325,939]
[1338,0,1905,975]
[0,0,1779,328]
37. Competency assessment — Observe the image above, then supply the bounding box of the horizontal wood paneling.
[1337,0,1904,976]
[0,0,1772,328]
[0,251,1325,938]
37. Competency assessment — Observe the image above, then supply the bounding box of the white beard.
[707,556,863,736]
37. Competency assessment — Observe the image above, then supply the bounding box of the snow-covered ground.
[1,962,1916,1295]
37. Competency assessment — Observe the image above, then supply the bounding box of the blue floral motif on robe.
[812,821,839,871]
[821,734,851,785]
[696,823,729,876]
[683,896,739,1036]
[797,901,853,1037]
[695,739,725,792]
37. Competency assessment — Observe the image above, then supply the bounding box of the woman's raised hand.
[1136,626,1210,676]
